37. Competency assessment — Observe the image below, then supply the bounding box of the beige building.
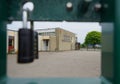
[37,28,76,51]
[7,28,76,53]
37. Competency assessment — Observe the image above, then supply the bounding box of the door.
[43,40,49,51]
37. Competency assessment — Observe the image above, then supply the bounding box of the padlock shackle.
[22,2,34,28]
[23,10,28,28]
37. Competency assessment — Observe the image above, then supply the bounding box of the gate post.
[114,0,120,84]
[0,0,8,78]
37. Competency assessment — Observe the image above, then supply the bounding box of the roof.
[7,29,18,32]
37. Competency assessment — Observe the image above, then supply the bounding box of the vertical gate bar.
[115,0,120,83]
[0,22,7,78]
[0,0,8,78]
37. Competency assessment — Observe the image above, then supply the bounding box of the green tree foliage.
[85,31,101,47]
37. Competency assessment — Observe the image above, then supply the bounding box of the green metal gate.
[0,0,119,84]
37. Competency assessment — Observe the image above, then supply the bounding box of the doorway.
[43,40,49,51]
[8,36,14,53]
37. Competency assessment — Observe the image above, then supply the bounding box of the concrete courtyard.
[7,50,101,78]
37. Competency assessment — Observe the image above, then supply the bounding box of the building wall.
[38,36,50,51]
[49,36,56,51]
[56,28,76,51]
[7,30,18,53]
[38,28,76,51]
[38,36,42,51]
[14,32,18,52]
[37,29,56,51]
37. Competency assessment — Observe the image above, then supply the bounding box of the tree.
[84,31,101,48]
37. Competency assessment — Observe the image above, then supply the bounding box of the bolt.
[94,3,102,12]
[66,2,73,10]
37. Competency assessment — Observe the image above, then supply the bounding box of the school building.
[37,28,76,51]
[7,28,77,53]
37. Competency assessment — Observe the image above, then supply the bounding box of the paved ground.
[7,50,101,78]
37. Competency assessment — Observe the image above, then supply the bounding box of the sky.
[7,21,101,44]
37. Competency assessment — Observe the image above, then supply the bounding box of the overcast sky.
[7,21,101,44]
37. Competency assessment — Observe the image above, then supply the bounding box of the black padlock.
[33,31,38,59]
[18,28,34,63]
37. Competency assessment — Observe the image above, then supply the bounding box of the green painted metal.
[1,0,120,84]
[101,23,114,82]
[0,77,112,84]
[100,0,115,83]
[101,0,120,84]
[0,0,8,21]
[8,0,101,21]
[101,0,115,22]
[0,22,7,79]
[114,0,120,84]
[0,0,8,79]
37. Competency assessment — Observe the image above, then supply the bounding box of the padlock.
[18,28,34,63]
[18,4,34,63]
